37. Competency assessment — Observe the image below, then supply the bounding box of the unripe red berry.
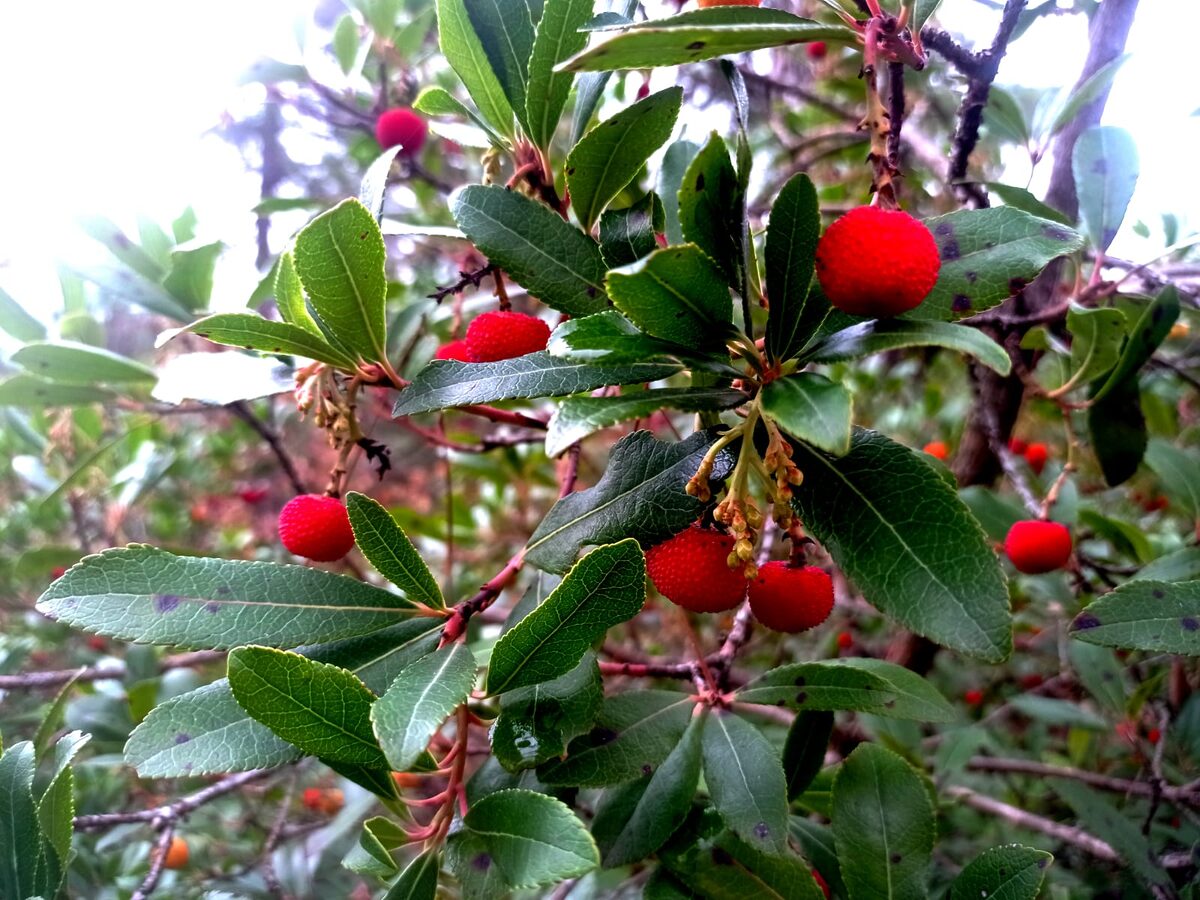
[434,339,475,362]
[807,41,828,60]
[836,630,854,650]
[748,562,834,633]
[1004,519,1072,574]
[278,494,355,562]
[303,787,345,814]
[1024,442,1049,475]
[465,311,550,362]
[922,441,948,461]
[375,107,427,156]
[964,688,984,706]
[237,486,269,504]
[1148,727,1162,745]
[87,636,108,652]
[815,206,940,318]
[50,566,67,580]
[1019,673,1044,690]
[645,526,747,613]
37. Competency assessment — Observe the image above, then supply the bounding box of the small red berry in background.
[87,636,108,652]
[50,566,67,580]
[922,441,948,461]
[964,688,984,706]
[1004,520,1072,574]
[1007,437,1028,455]
[748,563,835,633]
[806,41,827,60]
[303,787,345,815]
[645,526,748,613]
[1019,673,1044,690]
[815,206,940,318]
[434,339,475,362]
[812,869,831,899]
[836,631,854,650]
[465,311,551,362]
[1143,495,1169,513]
[1148,727,1162,745]
[163,835,190,870]
[374,107,427,156]
[278,495,355,562]
[236,485,269,504]
[1024,442,1049,475]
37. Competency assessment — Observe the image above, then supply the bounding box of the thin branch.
[0,650,224,692]
[440,551,525,645]
[228,401,307,495]
[428,263,498,304]
[75,768,275,831]
[967,756,1200,807]
[131,824,175,900]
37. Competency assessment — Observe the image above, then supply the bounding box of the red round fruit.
[375,107,427,156]
[815,206,940,318]
[1008,437,1028,455]
[807,41,828,60]
[163,836,189,870]
[748,562,834,633]
[922,441,948,461]
[435,339,475,362]
[836,631,853,650]
[964,688,984,706]
[1148,727,1162,745]
[465,311,551,362]
[1003,519,1072,574]
[1019,673,1044,690]
[1024,442,1049,475]
[278,494,355,562]
[645,526,748,613]
[237,486,269,504]
[302,787,323,810]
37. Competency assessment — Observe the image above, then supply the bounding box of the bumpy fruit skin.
[748,562,834,633]
[697,0,760,6]
[645,526,747,613]
[815,206,940,318]
[922,440,948,461]
[1004,519,1072,574]
[1024,442,1049,475]
[375,107,427,156]
[163,836,189,870]
[806,41,827,59]
[434,339,475,362]
[465,311,551,362]
[278,494,355,562]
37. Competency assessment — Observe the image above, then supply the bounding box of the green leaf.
[293,198,389,363]
[1008,695,1106,730]
[599,192,664,268]
[761,373,853,457]
[606,245,734,347]
[0,373,115,408]
[1133,547,1200,584]
[783,711,832,801]
[765,173,820,363]
[540,689,695,786]
[229,646,386,766]
[803,318,1012,375]
[832,743,934,900]
[1073,126,1139,252]
[788,818,846,899]
[702,711,789,854]
[436,0,515,138]
[830,658,957,722]
[592,713,702,867]
[274,252,324,336]
[37,545,415,650]
[333,13,360,74]
[162,312,358,367]
[465,0,536,130]
[373,642,476,771]
[1092,287,1179,403]
[1046,54,1129,138]
[447,828,509,900]
[568,9,635,146]
[384,849,441,900]
[981,182,1071,226]
[393,351,679,416]
[911,207,1084,320]
[0,285,47,342]
[1071,579,1200,656]
[0,742,39,900]
[346,492,444,609]
[163,241,225,310]
[462,789,599,888]
[548,310,734,371]
[487,540,645,693]
[71,262,193,321]
[11,341,156,386]
[567,87,682,231]
[412,86,506,147]
[452,185,608,316]
[79,215,166,282]
[950,845,1053,900]
[1088,377,1146,487]
[1144,438,1200,519]
[546,386,748,457]
[737,662,895,713]
[525,428,737,573]
[790,429,1012,662]
[492,653,603,771]
[345,816,402,877]
[911,0,943,31]
[678,133,743,287]
[559,8,851,72]
[125,679,301,776]
[360,146,407,224]
[36,734,82,898]
[525,0,595,148]
[1052,778,1170,892]
[659,139,701,245]
[1064,304,1127,389]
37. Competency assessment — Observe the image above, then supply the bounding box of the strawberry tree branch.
[0,650,224,691]
[440,550,525,645]
[131,824,175,900]
[74,767,277,831]
[966,756,1200,807]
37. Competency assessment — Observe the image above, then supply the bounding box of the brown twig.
[966,756,1200,807]
[228,401,307,495]
[131,824,176,900]
[440,551,525,645]
[75,768,276,831]
[0,650,224,691]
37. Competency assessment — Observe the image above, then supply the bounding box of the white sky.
[0,0,1195,326]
